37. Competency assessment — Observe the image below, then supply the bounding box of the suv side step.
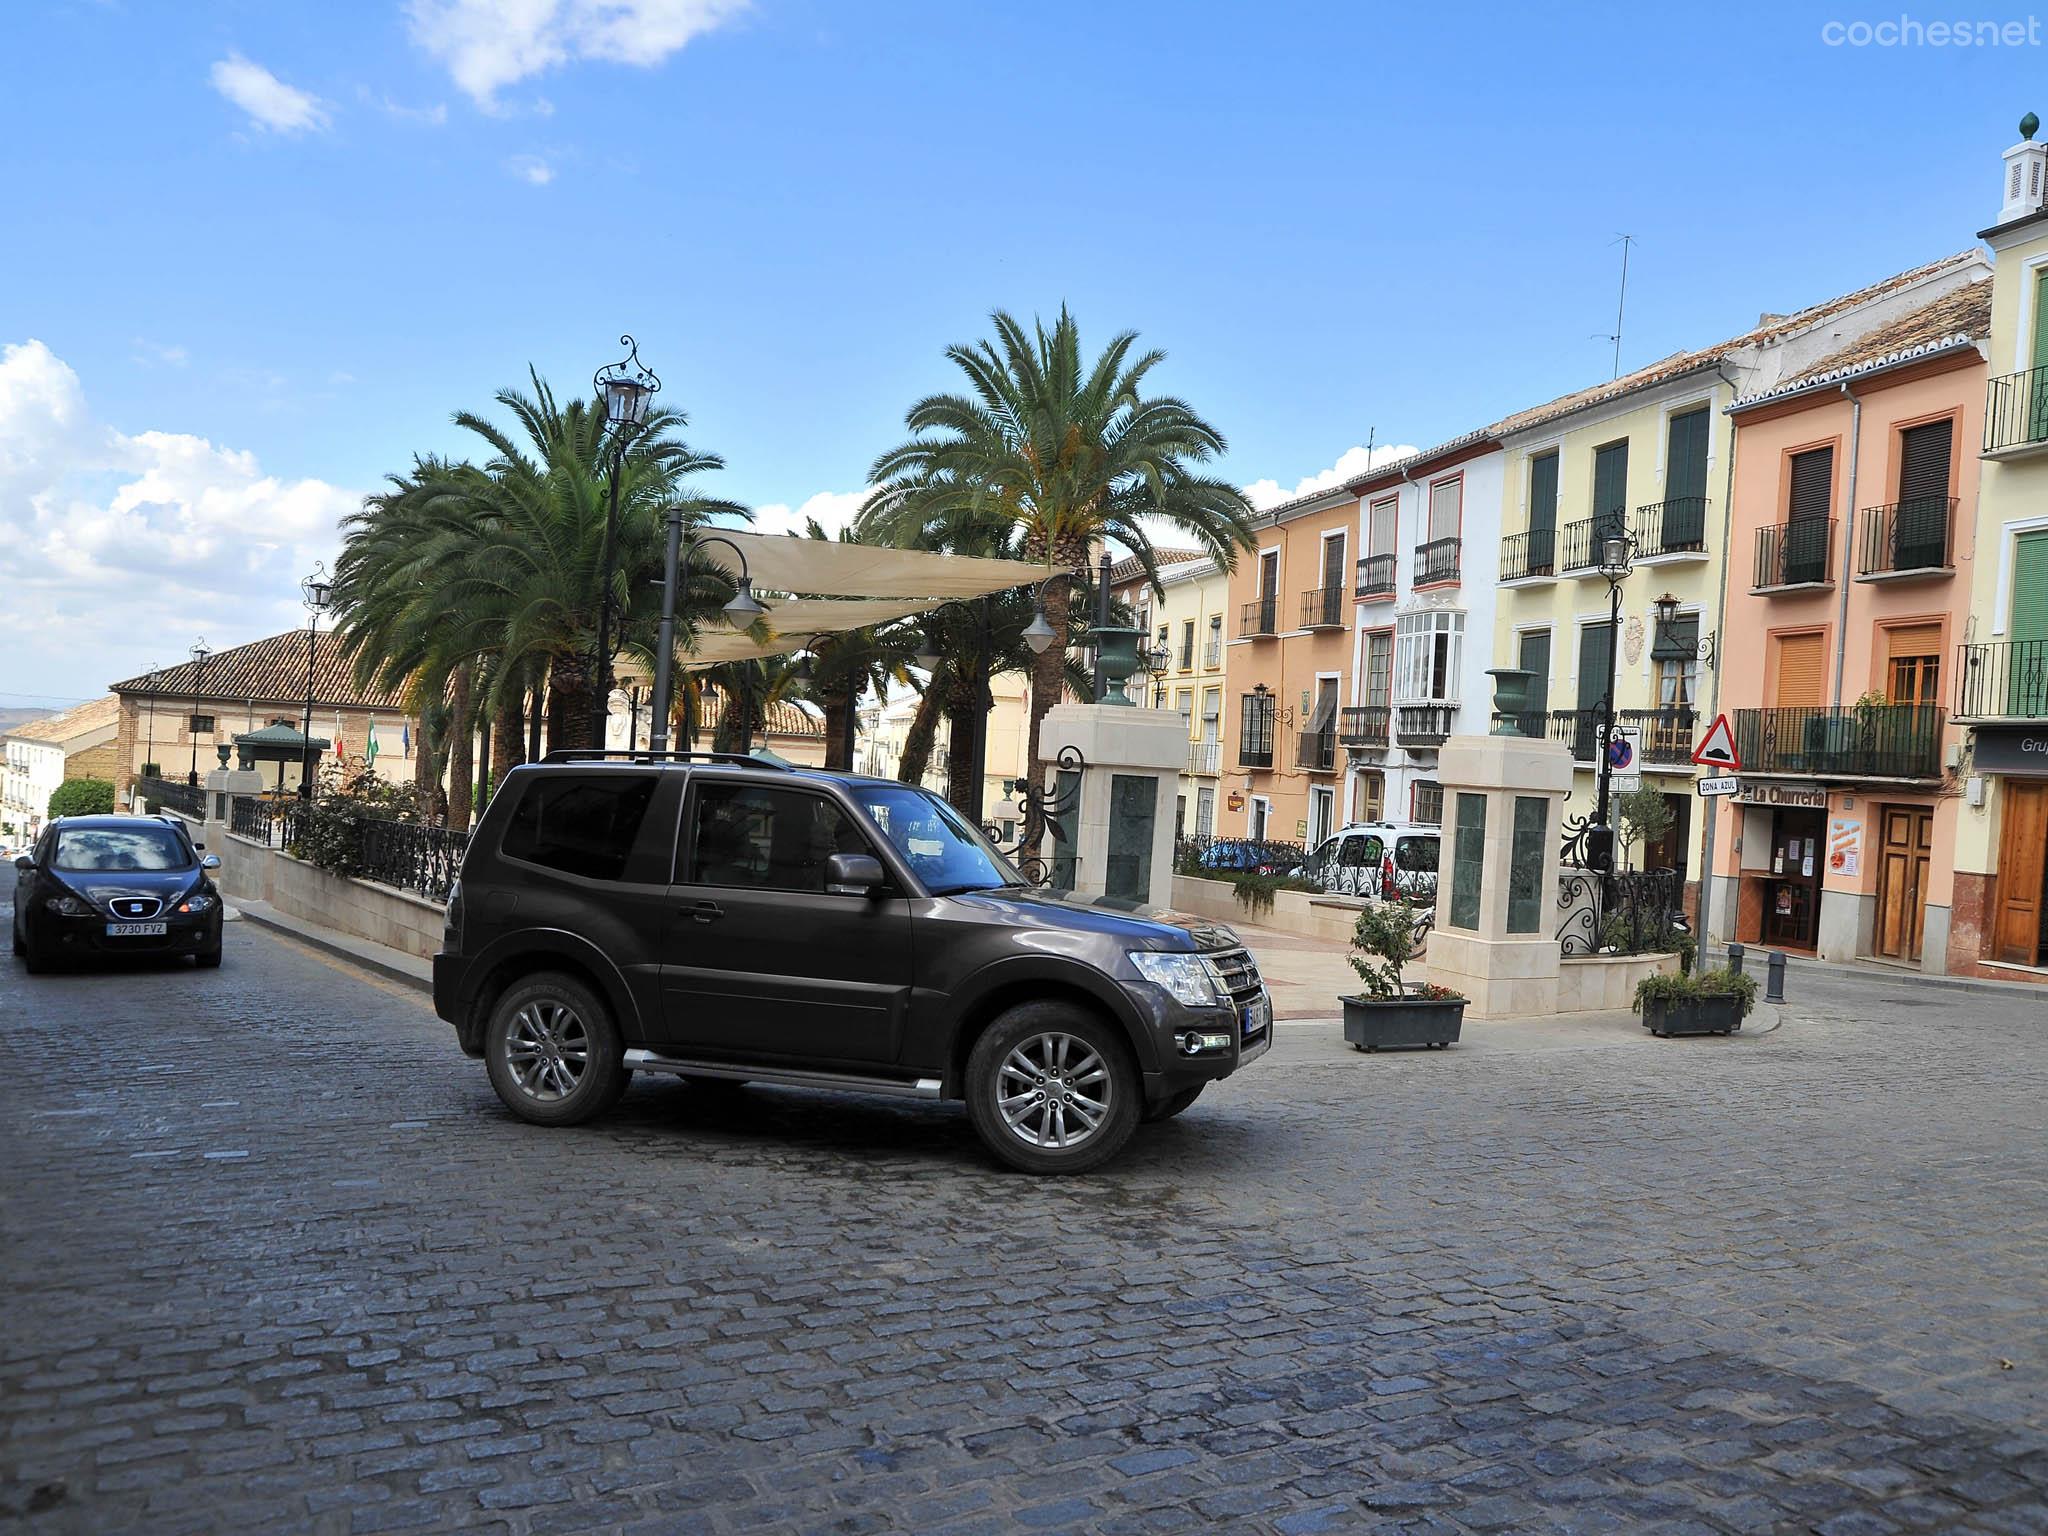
[622,1049,943,1100]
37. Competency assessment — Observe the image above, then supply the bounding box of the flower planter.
[1341,995,1465,1052]
[1640,995,1743,1038]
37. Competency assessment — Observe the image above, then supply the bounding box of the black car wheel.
[195,943,223,969]
[1142,1085,1204,1123]
[483,972,630,1127]
[965,1001,1139,1175]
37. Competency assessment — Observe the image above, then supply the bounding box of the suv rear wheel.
[483,973,630,1127]
[965,1002,1138,1174]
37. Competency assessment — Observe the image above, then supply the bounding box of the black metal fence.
[1338,705,1390,748]
[357,817,470,903]
[1734,704,1945,779]
[1754,518,1835,589]
[1238,597,1279,638]
[1985,364,2048,454]
[1634,496,1708,557]
[226,793,468,903]
[1299,586,1346,629]
[1957,640,2048,719]
[229,796,300,846]
[1856,497,1954,576]
[1173,835,1307,876]
[1354,553,1396,598]
[1414,536,1461,585]
[1500,527,1556,582]
[136,776,206,820]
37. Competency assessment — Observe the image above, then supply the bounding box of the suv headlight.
[1128,951,1225,1008]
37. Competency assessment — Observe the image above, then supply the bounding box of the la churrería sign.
[1733,778,1832,809]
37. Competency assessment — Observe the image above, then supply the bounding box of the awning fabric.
[680,597,948,667]
[695,528,1048,600]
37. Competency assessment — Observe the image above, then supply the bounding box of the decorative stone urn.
[1088,627,1147,707]
[1486,667,1538,737]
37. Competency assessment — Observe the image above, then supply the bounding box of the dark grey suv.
[433,752,1270,1173]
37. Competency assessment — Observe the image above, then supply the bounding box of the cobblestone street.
[3,910,2045,1535]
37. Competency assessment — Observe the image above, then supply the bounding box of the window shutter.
[1528,454,1559,533]
[1774,632,1825,708]
[1665,410,1710,502]
[1576,622,1613,713]
[1885,622,1942,664]
[1427,479,1461,542]
[1258,551,1278,600]
[1789,447,1833,521]
[1592,442,1629,516]
[1369,497,1398,557]
[1517,629,1552,692]
[1897,421,1952,506]
[2015,533,2048,645]
[1322,534,1346,591]
[1651,613,1699,661]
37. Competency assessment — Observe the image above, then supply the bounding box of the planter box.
[1341,994,1465,1052]
[1641,995,1743,1037]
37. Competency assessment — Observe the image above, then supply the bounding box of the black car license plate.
[106,921,168,937]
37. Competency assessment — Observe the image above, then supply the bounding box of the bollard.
[1765,950,1786,1004]
[1726,942,1744,977]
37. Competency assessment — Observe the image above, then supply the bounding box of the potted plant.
[1634,967,1758,1037]
[1342,900,1466,1052]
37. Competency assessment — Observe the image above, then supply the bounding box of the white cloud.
[0,340,359,698]
[1241,441,1421,511]
[209,53,331,134]
[406,0,748,107]
[370,91,449,125]
[506,153,555,185]
[744,489,868,539]
[131,340,188,368]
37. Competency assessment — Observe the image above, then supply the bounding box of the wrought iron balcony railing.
[1985,364,2048,456]
[1957,640,2048,720]
[1300,586,1347,630]
[1561,511,1629,573]
[1296,730,1339,772]
[1500,527,1557,582]
[1355,553,1396,599]
[1186,739,1221,775]
[1394,702,1455,746]
[1633,496,1709,558]
[1202,636,1223,668]
[1856,497,1955,578]
[1733,704,1944,780]
[1238,597,1279,638]
[1414,537,1461,585]
[1338,705,1390,748]
[1753,518,1836,591]
[1624,706,1701,765]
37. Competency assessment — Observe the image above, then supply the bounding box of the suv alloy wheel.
[483,972,632,1126]
[965,1002,1139,1174]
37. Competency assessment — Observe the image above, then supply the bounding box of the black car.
[434,752,1271,1174]
[12,815,225,972]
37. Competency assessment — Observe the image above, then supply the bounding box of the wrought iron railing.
[1633,496,1708,557]
[1300,586,1347,629]
[1856,497,1954,576]
[229,795,300,846]
[1414,537,1461,585]
[1354,553,1396,598]
[1173,835,1307,876]
[1394,702,1455,746]
[1957,640,2048,719]
[1338,705,1390,748]
[1561,511,1629,573]
[1238,597,1280,638]
[1754,518,1835,589]
[1296,730,1338,772]
[1734,704,1944,779]
[1186,740,1221,775]
[1623,706,1700,765]
[1500,527,1557,582]
[356,817,470,903]
[1202,636,1223,668]
[1540,708,1603,761]
[136,776,206,820]
[1985,364,2048,454]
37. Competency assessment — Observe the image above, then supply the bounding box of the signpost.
[1696,775,1739,797]
[1607,725,1642,792]
[1691,713,1741,772]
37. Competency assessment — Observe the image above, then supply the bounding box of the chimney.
[1998,111,2045,226]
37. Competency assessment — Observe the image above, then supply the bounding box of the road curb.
[1702,946,2041,1001]
[236,902,433,996]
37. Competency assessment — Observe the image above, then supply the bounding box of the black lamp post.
[652,534,765,754]
[1590,532,1634,871]
[590,335,659,746]
[1651,591,1718,672]
[300,563,333,798]
[186,639,212,787]
[142,666,161,789]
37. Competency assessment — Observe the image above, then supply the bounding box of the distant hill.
[0,707,57,737]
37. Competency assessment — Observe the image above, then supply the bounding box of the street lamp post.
[187,639,212,787]
[590,335,660,746]
[300,563,333,798]
[1590,532,1635,872]
[651,534,764,754]
[142,666,161,788]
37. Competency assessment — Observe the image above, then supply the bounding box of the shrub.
[1633,966,1758,1019]
[48,777,115,818]
[1228,870,1322,916]
[1349,900,1459,1002]
[288,762,427,877]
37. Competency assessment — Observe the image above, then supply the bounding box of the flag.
[366,721,380,763]
[333,713,346,760]
[401,722,412,758]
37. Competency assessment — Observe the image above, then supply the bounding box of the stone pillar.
[1423,732,1574,1018]
[1037,703,1185,909]
[204,766,266,834]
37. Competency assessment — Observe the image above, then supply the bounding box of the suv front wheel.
[965,1002,1139,1174]
[483,972,630,1126]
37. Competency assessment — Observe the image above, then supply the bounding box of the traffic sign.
[1696,775,1739,797]
[1608,725,1642,791]
[1692,713,1741,771]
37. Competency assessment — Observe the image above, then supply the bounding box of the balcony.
[1500,527,1557,583]
[1414,537,1461,586]
[1734,704,1945,780]
[1237,740,1273,770]
[1355,553,1396,599]
[1338,704,1391,749]
[1984,365,2048,458]
[1633,497,1709,560]
[1856,497,1955,581]
[1394,703,1455,747]
[1202,637,1222,669]
[1296,730,1339,772]
[1537,708,1602,762]
[1560,511,1629,574]
[1187,739,1222,775]
[1753,518,1836,592]
[1238,597,1279,639]
[1957,640,2048,720]
[1300,586,1347,630]
[1624,706,1701,765]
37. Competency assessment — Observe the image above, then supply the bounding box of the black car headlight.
[45,895,91,916]
[176,893,217,915]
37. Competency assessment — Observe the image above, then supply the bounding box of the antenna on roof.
[1598,234,1636,379]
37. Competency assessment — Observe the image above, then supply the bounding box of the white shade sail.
[680,597,947,668]
[694,528,1049,600]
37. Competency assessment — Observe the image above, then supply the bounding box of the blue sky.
[3,0,2043,701]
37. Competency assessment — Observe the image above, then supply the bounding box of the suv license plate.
[106,921,167,937]
[1242,994,1271,1037]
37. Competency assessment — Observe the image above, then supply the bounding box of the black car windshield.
[52,825,190,872]
[847,784,1019,896]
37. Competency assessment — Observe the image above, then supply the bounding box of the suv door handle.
[686,900,723,924]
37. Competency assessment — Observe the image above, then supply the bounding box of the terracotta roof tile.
[1749,278,1994,398]
[110,631,408,711]
[8,694,119,746]
[1108,549,1202,587]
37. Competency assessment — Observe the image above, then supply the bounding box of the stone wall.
[211,826,446,960]
[1169,875,1364,944]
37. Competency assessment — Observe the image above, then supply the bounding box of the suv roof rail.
[539,749,794,770]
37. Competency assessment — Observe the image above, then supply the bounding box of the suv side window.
[685,783,871,893]
[500,774,658,881]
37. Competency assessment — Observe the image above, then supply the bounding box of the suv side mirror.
[823,852,885,897]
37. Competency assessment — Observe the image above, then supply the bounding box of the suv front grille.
[1208,945,1267,1039]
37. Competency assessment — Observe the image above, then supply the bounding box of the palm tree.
[860,308,1254,844]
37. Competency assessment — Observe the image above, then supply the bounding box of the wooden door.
[1992,781,2048,965]
[1762,808,1824,949]
[1874,806,1933,961]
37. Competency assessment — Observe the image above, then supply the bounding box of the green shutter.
[1665,409,1709,502]
[1577,621,1613,713]
[2015,533,2048,645]
[1528,453,1559,534]
[2035,271,2048,370]
[1593,441,1629,520]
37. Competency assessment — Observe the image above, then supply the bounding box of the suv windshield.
[53,825,189,872]
[848,784,1020,896]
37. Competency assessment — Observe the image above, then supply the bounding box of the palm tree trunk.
[445,664,474,830]
[943,674,978,816]
[546,654,594,753]
[412,705,437,812]
[898,684,941,783]
[494,693,525,776]
[820,677,855,772]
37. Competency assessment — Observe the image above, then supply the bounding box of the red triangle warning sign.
[1692,713,1742,771]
